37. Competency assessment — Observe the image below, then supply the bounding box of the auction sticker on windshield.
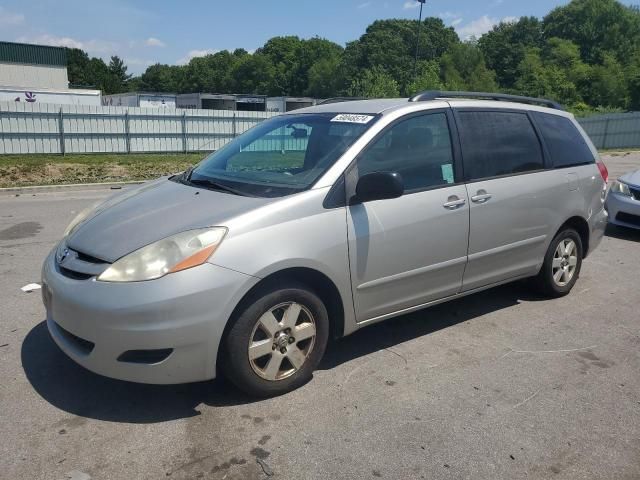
[331,114,375,124]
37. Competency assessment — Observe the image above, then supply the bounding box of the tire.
[533,228,583,298]
[220,282,329,397]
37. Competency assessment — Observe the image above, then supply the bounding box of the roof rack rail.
[408,90,564,111]
[317,97,366,105]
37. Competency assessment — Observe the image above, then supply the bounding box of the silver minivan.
[42,91,609,397]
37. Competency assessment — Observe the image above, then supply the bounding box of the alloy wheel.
[247,302,317,381]
[552,238,578,287]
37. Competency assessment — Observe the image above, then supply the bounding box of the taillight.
[596,158,608,183]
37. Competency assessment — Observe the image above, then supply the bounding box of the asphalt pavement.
[1,153,639,480]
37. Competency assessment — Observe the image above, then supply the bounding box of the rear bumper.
[587,206,608,254]
[605,192,640,230]
[42,249,259,384]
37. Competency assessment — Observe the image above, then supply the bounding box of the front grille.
[54,321,95,355]
[59,267,93,280]
[616,211,640,227]
[630,187,640,201]
[57,247,109,280]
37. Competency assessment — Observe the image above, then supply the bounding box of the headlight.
[64,203,100,237]
[610,180,631,197]
[97,227,227,282]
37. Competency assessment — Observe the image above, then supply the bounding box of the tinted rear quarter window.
[532,112,595,168]
[457,111,544,181]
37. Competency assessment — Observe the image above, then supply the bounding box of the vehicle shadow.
[21,322,259,424]
[320,280,536,370]
[22,281,540,424]
[605,223,640,242]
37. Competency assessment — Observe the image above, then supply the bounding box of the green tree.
[583,54,629,108]
[543,0,640,63]
[104,56,132,94]
[181,51,236,93]
[65,48,91,87]
[441,42,497,91]
[306,55,345,98]
[514,44,583,107]
[231,54,276,95]
[343,18,458,92]
[346,67,400,98]
[405,60,443,96]
[478,17,543,88]
[138,64,183,92]
[258,36,304,95]
[627,52,640,110]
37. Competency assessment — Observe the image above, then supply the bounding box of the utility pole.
[413,0,427,81]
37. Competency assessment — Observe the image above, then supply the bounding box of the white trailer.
[267,97,317,113]
[0,85,101,106]
[176,93,267,111]
[103,93,177,108]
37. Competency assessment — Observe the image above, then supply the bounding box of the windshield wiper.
[183,166,195,182]
[188,177,249,196]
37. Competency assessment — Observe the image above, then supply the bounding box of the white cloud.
[144,37,166,48]
[451,18,463,27]
[125,58,153,67]
[456,15,520,40]
[0,7,24,25]
[438,11,461,20]
[16,34,118,54]
[357,1,372,9]
[403,1,420,10]
[178,49,218,65]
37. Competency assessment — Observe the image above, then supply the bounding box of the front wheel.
[533,229,583,298]
[221,283,329,397]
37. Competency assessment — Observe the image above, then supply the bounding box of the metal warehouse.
[266,96,317,112]
[176,93,267,112]
[0,41,101,106]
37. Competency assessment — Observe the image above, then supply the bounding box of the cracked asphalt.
[1,153,639,480]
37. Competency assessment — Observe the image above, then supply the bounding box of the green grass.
[0,153,205,188]
[0,151,311,188]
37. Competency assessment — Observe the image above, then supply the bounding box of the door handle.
[471,192,492,203]
[443,196,466,209]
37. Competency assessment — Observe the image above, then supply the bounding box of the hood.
[67,178,274,263]
[620,169,640,188]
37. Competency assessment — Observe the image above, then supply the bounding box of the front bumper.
[605,191,640,230]
[42,249,259,384]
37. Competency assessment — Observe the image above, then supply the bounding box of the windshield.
[188,113,375,197]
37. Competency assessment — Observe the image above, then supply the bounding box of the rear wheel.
[533,228,583,298]
[221,283,329,397]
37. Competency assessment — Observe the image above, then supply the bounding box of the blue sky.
[0,0,636,73]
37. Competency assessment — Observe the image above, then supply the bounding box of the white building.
[0,41,101,106]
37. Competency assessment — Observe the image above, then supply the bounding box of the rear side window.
[457,111,544,181]
[532,112,595,168]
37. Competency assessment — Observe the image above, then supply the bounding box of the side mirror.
[354,172,404,204]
